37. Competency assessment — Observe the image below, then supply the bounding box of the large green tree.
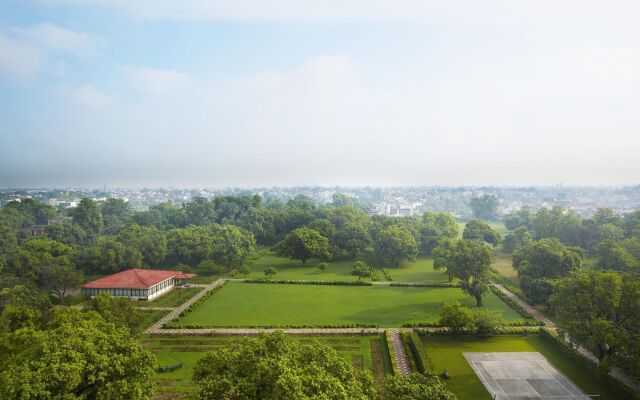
[167,226,213,264]
[209,224,256,271]
[70,198,103,236]
[377,372,456,400]
[513,237,582,304]
[419,212,458,255]
[374,225,418,267]
[452,239,493,307]
[273,227,330,266]
[189,332,374,400]
[462,220,500,247]
[551,271,640,375]
[597,240,639,272]
[336,222,371,259]
[118,224,168,266]
[0,308,155,400]
[38,264,83,302]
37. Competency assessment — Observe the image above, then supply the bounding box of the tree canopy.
[189,332,375,400]
[273,227,331,266]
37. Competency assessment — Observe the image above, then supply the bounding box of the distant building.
[18,226,46,236]
[82,268,195,301]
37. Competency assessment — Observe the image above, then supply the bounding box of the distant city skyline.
[1,1,638,187]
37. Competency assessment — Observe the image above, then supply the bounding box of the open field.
[491,251,519,285]
[144,334,388,396]
[245,253,454,283]
[419,335,637,400]
[175,282,522,327]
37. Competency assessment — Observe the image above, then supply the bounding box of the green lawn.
[175,282,522,327]
[134,287,202,308]
[420,335,638,400]
[145,334,387,396]
[491,251,519,285]
[242,253,453,283]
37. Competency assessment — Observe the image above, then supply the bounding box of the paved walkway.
[136,306,176,311]
[492,283,640,393]
[145,278,225,334]
[492,284,556,329]
[387,329,411,375]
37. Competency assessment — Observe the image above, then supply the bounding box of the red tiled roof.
[83,269,192,289]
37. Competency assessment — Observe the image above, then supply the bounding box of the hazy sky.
[0,1,638,188]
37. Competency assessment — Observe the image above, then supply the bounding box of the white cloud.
[0,31,43,79]
[39,0,638,29]
[60,84,113,107]
[0,23,101,80]
[121,66,189,95]
[13,23,101,55]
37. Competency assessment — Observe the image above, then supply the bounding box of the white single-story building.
[82,268,196,301]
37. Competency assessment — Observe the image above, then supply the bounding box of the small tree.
[38,264,84,303]
[198,259,225,275]
[439,301,474,335]
[264,267,277,280]
[237,264,251,278]
[318,262,328,272]
[351,261,371,282]
[472,308,504,336]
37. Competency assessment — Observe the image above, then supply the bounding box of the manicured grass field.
[420,335,637,400]
[145,334,387,396]
[176,282,522,327]
[134,287,202,308]
[243,253,454,283]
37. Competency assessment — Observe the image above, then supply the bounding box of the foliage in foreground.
[0,307,156,400]
[189,332,457,400]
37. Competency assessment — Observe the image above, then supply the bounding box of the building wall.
[84,277,176,301]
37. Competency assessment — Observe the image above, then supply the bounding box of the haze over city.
[1,0,638,188]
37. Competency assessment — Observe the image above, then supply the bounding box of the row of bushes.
[539,329,638,398]
[164,323,380,329]
[389,282,458,288]
[243,279,372,286]
[384,331,399,375]
[489,285,536,320]
[403,331,432,373]
[414,326,542,336]
[402,319,543,328]
[157,363,183,373]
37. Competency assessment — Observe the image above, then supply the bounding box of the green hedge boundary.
[243,279,373,286]
[405,331,432,373]
[163,323,379,329]
[489,285,536,320]
[539,329,639,399]
[414,326,542,336]
[388,282,458,288]
[402,320,543,328]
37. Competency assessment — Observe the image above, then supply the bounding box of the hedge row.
[389,282,458,288]
[402,320,543,328]
[404,331,432,373]
[414,326,542,336]
[539,329,638,398]
[489,285,536,320]
[243,279,372,286]
[164,323,379,329]
[385,331,399,375]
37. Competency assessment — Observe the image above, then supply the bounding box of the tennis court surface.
[464,352,590,399]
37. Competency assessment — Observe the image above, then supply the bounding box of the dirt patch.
[370,338,387,387]
[351,355,364,371]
